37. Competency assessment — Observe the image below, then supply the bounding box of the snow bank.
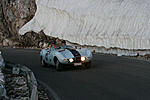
[19,0,150,51]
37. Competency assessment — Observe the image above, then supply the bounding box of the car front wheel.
[56,59,63,71]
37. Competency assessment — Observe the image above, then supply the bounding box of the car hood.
[58,48,81,59]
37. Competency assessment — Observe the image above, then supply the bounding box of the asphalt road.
[1,48,150,100]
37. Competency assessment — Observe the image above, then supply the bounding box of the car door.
[45,48,55,65]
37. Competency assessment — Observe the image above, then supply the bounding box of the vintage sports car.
[40,45,92,71]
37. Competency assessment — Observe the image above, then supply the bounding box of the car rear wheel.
[56,59,63,71]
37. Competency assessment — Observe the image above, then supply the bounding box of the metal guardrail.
[0,52,7,99]
[6,63,38,100]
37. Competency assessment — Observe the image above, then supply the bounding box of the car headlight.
[69,58,74,62]
[81,57,86,62]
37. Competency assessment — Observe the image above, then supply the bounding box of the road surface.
[0,48,150,100]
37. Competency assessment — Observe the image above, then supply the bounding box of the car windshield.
[55,45,73,49]
[65,45,73,48]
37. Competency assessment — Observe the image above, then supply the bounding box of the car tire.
[56,59,63,71]
[41,56,47,67]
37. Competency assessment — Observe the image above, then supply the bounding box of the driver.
[49,40,56,52]
[49,43,52,52]
[52,41,56,48]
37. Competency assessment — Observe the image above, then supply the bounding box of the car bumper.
[61,61,91,67]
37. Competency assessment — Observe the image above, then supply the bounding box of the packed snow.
[19,0,150,54]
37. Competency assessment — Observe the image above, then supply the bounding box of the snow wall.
[19,0,150,55]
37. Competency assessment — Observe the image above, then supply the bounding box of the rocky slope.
[0,0,56,48]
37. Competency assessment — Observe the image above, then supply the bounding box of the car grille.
[73,57,81,63]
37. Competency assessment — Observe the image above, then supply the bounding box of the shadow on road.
[42,65,93,72]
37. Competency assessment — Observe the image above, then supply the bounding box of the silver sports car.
[40,45,92,71]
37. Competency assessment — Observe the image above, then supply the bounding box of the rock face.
[1,0,36,36]
[0,0,55,47]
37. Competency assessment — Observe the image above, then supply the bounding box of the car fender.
[54,52,68,64]
[77,48,92,57]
